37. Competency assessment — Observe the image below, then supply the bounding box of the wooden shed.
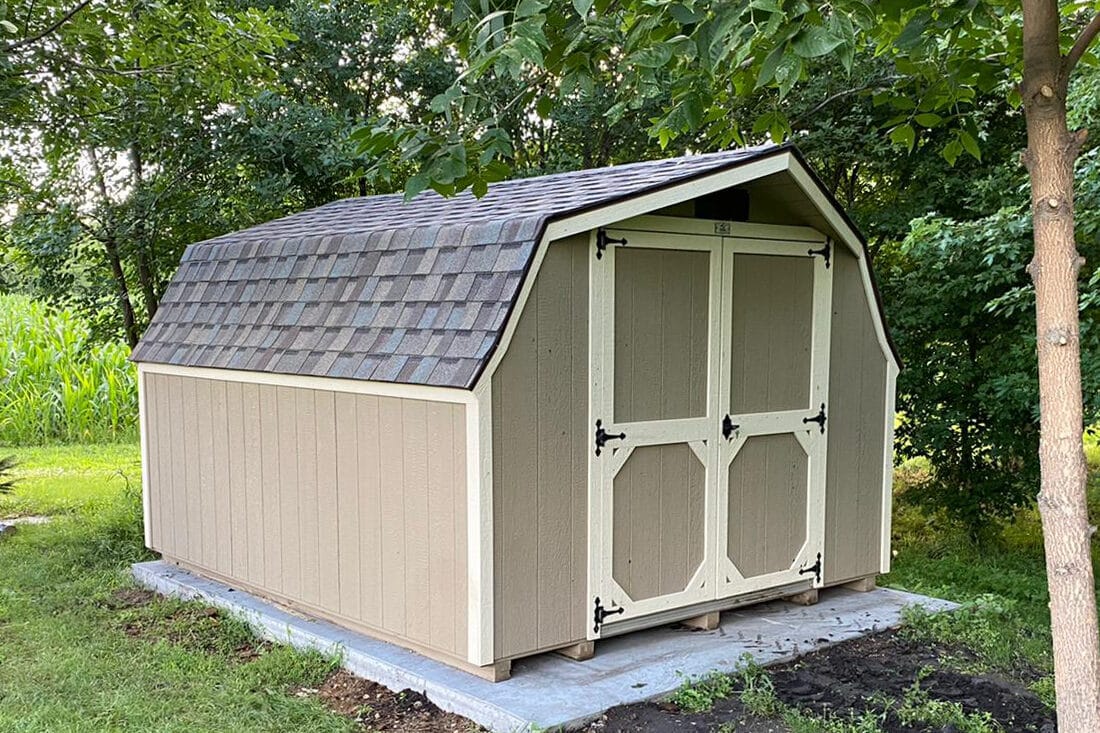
[132,143,900,681]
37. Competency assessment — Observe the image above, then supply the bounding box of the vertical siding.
[143,372,469,662]
[611,443,706,601]
[492,234,589,659]
[729,254,813,414]
[613,247,709,422]
[824,247,890,584]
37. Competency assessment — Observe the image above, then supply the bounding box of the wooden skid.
[679,610,720,631]
[554,640,595,661]
[784,588,819,606]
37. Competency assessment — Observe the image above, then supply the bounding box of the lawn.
[0,444,355,733]
[1,440,1097,732]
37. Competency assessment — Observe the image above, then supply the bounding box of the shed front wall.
[491,233,590,660]
[142,371,469,662]
[823,246,890,585]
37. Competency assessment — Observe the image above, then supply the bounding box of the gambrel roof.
[131,143,896,388]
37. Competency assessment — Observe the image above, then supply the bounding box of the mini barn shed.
[132,142,899,681]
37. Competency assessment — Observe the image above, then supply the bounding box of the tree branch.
[2,0,91,53]
[1063,11,1100,80]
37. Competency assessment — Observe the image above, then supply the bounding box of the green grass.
[0,294,137,445]
[0,445,356,732]
[0,443,141,518]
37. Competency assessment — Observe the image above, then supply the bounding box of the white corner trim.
[466,379,494,665]
[137,362,476,406]
[137,363,152,548]
[881,361,899,574]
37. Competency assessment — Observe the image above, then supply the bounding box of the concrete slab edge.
[131,561,530,733]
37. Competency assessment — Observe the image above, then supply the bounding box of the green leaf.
[0,19,17,34]
[516,0,547,20]
[889,123,916,152]
[958,130,981,161]
[914,113,942,128]
[791,26,843,58]
[536,95,554,118]
[405,171,432,200]
[572,0,594,17]
[755,44,786,89]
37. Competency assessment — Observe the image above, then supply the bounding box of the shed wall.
[823,247,890,584]
[143,371,469,661]
[491,234,590,659]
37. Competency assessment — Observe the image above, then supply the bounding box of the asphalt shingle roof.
[131,144,787,388]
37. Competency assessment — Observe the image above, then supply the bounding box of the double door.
[588,220,832,637]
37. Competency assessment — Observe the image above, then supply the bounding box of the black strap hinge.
[799,552,822,584]
[593,596,624,633]
[721,414,739,441]
[594,419,625,456]
[596,229,628,259]
[808,239,831,268]
[803,403,826,434]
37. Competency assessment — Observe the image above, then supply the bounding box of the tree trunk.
[1022,2,1100,730]
[88,147,140,348]
[129,141,159,322]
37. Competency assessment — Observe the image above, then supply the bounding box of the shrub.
[0,294,137,444]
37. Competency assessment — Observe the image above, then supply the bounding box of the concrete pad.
[133,560,957,732]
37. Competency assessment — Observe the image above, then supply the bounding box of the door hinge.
[593,596,624,633]
[799,552,822,584]
[808,238,831,268]
[594,419,625,456]
[596,229,628,260]
[721,414,739,441]
[803,403,826,434]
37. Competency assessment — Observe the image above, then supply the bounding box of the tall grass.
[0,294,137,444]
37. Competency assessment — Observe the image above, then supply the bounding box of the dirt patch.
[102,587,156,610]
[768,630,1055,732]
[118,601,269,661]
[298,669,482,732]
[591,630,1054,732]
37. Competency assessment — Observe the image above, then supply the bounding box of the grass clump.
[0,294,137,445]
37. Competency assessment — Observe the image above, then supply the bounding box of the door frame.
[586,216,832,639]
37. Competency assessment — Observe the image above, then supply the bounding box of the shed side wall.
[143,372,469,661]
[823,247,890,584]
[491,233,589,660]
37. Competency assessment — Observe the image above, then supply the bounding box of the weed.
[668,670,735,713]
[894,675,1001,732]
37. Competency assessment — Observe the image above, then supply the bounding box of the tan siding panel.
[824,248,889,583]
[139,372,470,662]
[493,234,590,659]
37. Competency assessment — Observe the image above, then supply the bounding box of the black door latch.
[593,596,625,633]
[803,403,827,434]
[721,414,739,441]
[594,419,625,456]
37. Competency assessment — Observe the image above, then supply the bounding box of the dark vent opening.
[695,188,750,222]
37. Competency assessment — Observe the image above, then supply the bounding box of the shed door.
[715,238,832,598]
[588,229,723,632]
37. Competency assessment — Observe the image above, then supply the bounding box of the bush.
[0,294,137,444]
[879,149,1100,534]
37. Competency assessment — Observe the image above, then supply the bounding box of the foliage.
[0,446,349,732]
[0,294,137,445]
[880,150,1100,531]
[353,1,1085,196]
